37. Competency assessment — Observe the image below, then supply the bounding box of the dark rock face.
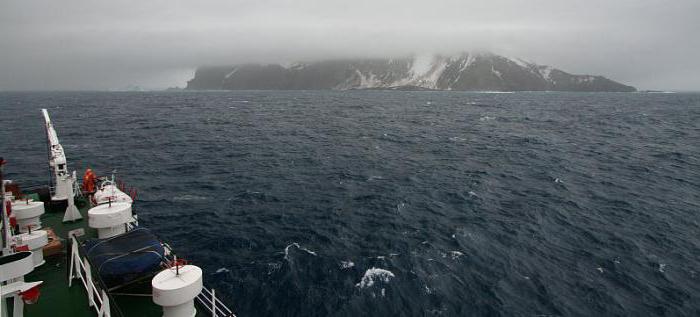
[186,53,636,92]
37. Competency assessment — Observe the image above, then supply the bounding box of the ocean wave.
[356,268,395,289]
[449,251,464,259]
[283,243,318,260]
[5,91,698,316]
[340,260,355,269]
[172,194,209,201]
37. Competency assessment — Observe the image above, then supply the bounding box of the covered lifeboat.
[93,181,133,205]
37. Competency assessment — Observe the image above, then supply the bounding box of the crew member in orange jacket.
[82,168,96,193]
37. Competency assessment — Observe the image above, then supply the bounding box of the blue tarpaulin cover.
[82,227,165,288]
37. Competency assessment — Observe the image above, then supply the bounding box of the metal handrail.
[197,286,236,317]
[66,214,237,317]
[161,244,237,317]
[71,235,237,317]
[68,235,118,317]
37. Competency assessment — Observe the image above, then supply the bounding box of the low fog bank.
[1,0,698,91]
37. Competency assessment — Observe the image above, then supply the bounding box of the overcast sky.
[1,0,698,91]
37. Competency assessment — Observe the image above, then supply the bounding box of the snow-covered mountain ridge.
[186,52,635,92]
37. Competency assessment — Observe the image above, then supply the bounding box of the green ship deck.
[14,194,225,317]
[21,195,161,317]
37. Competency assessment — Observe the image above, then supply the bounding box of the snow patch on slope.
[538,66,555,83]
[390,55,451,89]
[355,70,383,88]
[576,75,596,83]
[418,58,450,89]
[449,54,476,87]
[460,54,476,72]
[491,66,503,79]
[281,62,307,70]
[224,67,239,79]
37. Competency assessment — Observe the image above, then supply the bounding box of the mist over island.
[187,52,635,92]
[2,1,698,91]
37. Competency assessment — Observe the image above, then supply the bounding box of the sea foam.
[284,243,317,260]
[356,268,395,289]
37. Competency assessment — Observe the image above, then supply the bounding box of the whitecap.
[173,194,209,201]
[341,260,355,269]
[356,268,395,288]
[479,116,495,122]
[449,251,464,259]
[283,243,317,260]
[449,136,466,142]
[397,202,407,213]
[215,267,230,273]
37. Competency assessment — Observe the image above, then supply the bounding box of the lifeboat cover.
[82,227,165,288]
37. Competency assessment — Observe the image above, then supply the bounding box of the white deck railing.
[69,235,237,317]
[197,286,237,317]
[161,243,237,317]
[68,235,112,317]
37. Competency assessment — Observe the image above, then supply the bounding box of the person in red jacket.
[82,168,96,193]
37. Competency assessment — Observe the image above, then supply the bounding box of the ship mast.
[41,109,82,222]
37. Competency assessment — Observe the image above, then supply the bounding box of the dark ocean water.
[1,91,699,316]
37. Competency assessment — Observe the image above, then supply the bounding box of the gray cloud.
[1,0,698,90]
